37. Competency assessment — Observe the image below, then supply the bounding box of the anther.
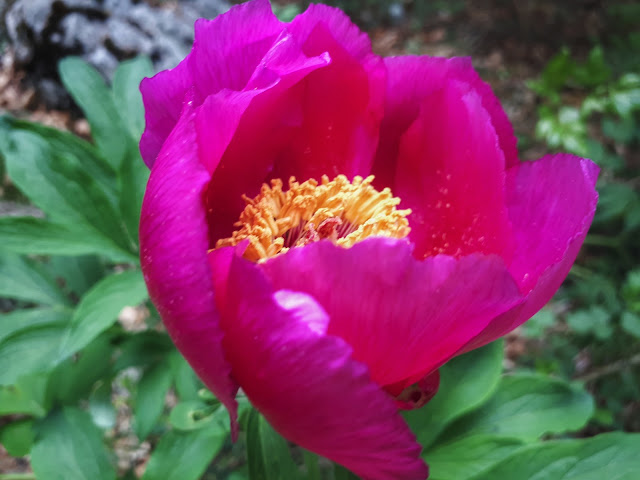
[215,175,411,262]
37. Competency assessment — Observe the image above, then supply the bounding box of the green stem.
[334,464,360,480]
[304,450,321,480]
[575,352,640,383]
[0,474,37,480]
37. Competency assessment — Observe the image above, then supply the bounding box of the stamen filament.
[216,175,411,262]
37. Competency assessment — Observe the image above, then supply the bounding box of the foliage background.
[0,0,639,478]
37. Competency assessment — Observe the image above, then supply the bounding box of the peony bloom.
[138,1,598,479]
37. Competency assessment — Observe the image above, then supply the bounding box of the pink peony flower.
[139,1,598,478]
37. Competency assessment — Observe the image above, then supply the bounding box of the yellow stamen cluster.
[215,175,411,262]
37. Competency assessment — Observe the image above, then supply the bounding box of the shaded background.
[1,0,639,477]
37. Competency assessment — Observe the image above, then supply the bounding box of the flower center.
[216,175,411,262]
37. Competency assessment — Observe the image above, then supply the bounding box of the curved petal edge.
[139,99,239,435]
[209,246,429,480]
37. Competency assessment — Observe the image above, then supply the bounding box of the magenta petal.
[267,15,386,181]
[392,80,514,261]
[507,154,599,292]
[198,30,331,242]
[261,238,522,390]
[262,2,386,180]
[288,3,374,60]
[373,56,518,185]
[201,20,385,243]
[140,65,194,167]
[195,30,331,176]
[209,247,428,480]
[139,0,283,166]
[449,57,519,167]
[139,100,239,434]
[460,154,599,351]
[188,0,283,96]
[269,23,385,181]
[274,290,330,335]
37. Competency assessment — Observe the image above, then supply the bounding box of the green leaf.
[572,46,611,88]
[594,183,636,224]
[0,374,48,417]
[134,360,174,440]
[610,74,640,117]
[441,373,594,443]
[59,57,129,170]
[0,217,136,263]
[404,340,503,449]
[171,353,202,401]
[112,56,153,140]
[84,56,152,247]
[228,474,249,480]
[584,139,625,172]
[0,307,69,343]
[566,306,613,340]
[522,307,557,338]
[529,48,573,102]
[198,389,219,403]
[0,253,70,306]
[60,269,147,357]
[565,272,621,315]
[581,94,609,116]
[602,116,636,144]
[169,402,225,432]
[49,335,113,404]
[622,270,640,313]
[0,418,35,457]
[535,105,588,155]
[48,255,106,298]
[0,323,67,386]
[333,465,359,480]
[0,334,111,405]
[141,425,228,480]
[246,408,300,480]
[619,200,640,234]
[31,408,116,480]
[273,3,302,22]
[470,433,640,480]
[592,407,615,427]
[424,435,525,480]
[0,217,138,263]
[89,381,117,430]
[1,116,117,200]
[623,199,640,232]
[303,450,322,480]
[118,145,149,249]
[621,311,640,339]
[3,130,133,253]
[113,330,174,371]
